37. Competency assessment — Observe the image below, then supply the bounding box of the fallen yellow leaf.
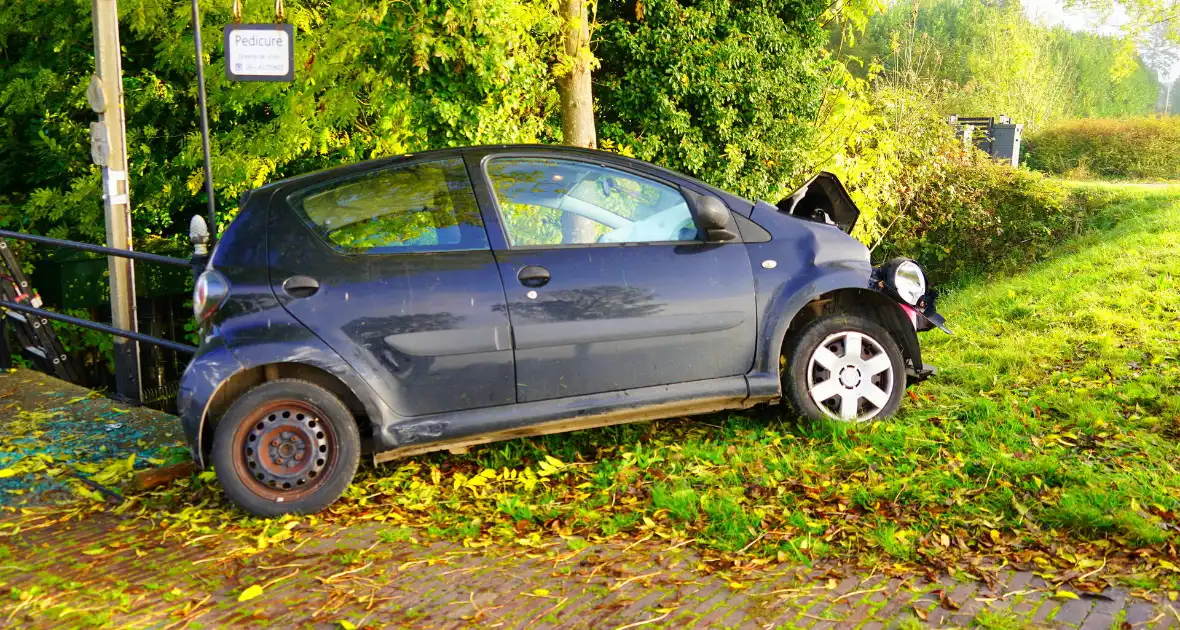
[238,584,264,602]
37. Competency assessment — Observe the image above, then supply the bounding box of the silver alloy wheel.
[806,330,894,422]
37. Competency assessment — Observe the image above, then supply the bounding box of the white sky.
[1022,0,1128,35]
[1022,0,1179,83]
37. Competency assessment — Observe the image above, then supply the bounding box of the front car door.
[267,154,515,418]
[469,150,758,403]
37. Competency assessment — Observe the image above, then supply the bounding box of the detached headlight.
[883,258,926,305]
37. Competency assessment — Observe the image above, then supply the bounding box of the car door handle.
[283,275,320,298]
[517,265,550,288]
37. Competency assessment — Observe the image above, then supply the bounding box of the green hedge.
[1023,117,1180,181]
[876,150,1132,284]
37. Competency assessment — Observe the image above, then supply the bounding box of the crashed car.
[180,145,948,516]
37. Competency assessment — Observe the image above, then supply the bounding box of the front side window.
[291,157,487,253]
[485,158,699,247]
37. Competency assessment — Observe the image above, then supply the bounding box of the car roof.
[254,144,729,198]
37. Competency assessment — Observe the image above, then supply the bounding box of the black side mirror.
[695,196,739,242]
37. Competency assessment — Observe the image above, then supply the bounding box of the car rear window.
[289,157,488,254]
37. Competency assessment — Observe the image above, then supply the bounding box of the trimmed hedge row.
[876,149,1134,284]
[1023,117,1180,181]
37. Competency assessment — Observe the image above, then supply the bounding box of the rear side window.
[289,157,488,254]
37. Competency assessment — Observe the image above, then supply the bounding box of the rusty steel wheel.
[212,379,361,516]
[230,400,338,501]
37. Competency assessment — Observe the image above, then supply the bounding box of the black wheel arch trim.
[180,333,399,468]
[757,262,927,385]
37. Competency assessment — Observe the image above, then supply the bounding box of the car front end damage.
[868,257,950,383]
[776,171,951,350]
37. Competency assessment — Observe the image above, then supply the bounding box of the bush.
[1024,117,1180,181]
[595,0,828,201]
[876,151,1136,283]
[879,153,1064,281]
[801,57,1146,284]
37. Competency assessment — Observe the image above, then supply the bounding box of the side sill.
[374,376,773,464]
[746,372,781,400]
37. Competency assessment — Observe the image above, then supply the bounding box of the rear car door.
[471,151,757,403]
[267,155,515,417]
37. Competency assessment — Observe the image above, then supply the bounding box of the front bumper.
[177,333,245,467]
[899,301,951,335]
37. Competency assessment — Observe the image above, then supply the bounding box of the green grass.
[428,182,1180,584]
[25,184,1180,589]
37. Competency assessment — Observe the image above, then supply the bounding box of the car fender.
[752,261,924,388]
[178,336,243,466]
[759,259,874,371]
[180,313,401,468]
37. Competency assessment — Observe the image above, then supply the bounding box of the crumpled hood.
[775,172,860,234]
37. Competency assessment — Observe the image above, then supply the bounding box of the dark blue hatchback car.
[179,145,948,516]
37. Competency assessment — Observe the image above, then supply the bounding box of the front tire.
[211,379,361,517]
[782,314,906,423]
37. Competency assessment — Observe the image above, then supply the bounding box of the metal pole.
[92,0,142,403]
[0,316,10,371]
[191,0,217,240]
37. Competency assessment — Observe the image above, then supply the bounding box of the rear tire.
[211,379,360,517]
[782,314,906,423]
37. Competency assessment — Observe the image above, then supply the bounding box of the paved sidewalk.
[3,511,1178,629]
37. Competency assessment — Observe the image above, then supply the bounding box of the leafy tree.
[851,0,1159,126]
[1139,23,1180,111]
[593,0,830,201]
[0,0,560,245]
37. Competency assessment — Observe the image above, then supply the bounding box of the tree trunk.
[557,0,597,244]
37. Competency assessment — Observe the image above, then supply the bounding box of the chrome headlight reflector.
[887,258,926,305]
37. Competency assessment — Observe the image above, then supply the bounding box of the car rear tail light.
[193,270,230,323]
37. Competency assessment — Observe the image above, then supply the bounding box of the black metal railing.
[0,230,194,269]
[0,223,209,403]
[0,300,196,355]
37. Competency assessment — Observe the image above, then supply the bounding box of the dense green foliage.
[1024,116,1180,180]
[594,0,828,199]
[804,0,1163,280]
[850,0,1159,125]
[876,152,1140,282]
[0,0,837,246]
[0,0,1162,260]
[0,0,559,243]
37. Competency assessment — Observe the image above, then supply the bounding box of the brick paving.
[3,512,1180,628]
